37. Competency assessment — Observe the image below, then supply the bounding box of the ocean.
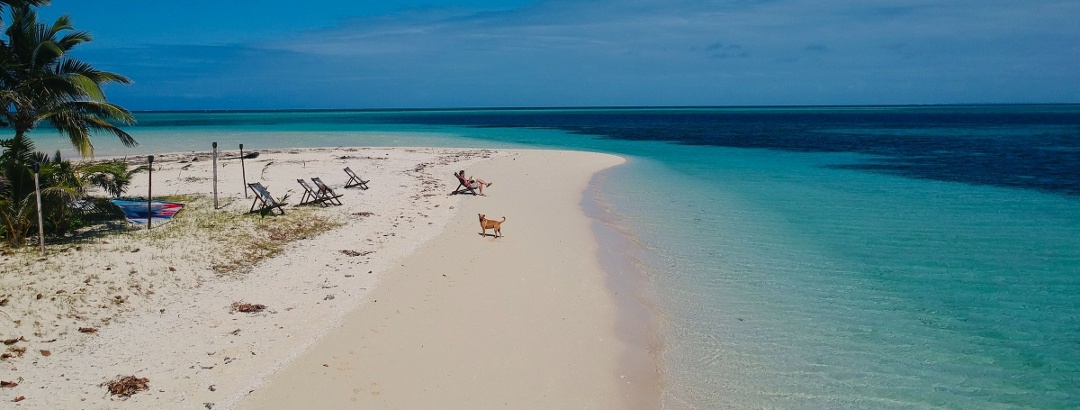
[29,105,1080,408]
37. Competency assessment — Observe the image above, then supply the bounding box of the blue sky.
[32,0,1080,110]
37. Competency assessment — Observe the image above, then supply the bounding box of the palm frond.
[63,72,104,99]
[29,38,61,69]
[45,13,71,37]
[76,100,134,123]
[40,183,78,203]
[84,116,137,147]
[43,109,93,156]
[76,160,143,197]
[0,133,38,164]
[56,29,90,51]
[61,61,132,87]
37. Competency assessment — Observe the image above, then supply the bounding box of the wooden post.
[147,155,154,230]
[212,142,219,209]
[32,163,44,256]
[240,143,248,198]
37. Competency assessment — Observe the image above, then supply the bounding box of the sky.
[27,0,1080,110]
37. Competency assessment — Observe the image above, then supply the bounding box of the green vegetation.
[0,2,138,249]
[0,135,140,246]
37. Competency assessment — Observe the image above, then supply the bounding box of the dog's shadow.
[478,232,503,238]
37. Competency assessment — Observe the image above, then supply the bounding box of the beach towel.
[111,198,184,225]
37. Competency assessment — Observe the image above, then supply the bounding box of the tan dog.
[478,214,506,238]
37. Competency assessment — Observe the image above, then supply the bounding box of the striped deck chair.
[343,167,370,189]
[247,182,287,215]
[311,177,344,205]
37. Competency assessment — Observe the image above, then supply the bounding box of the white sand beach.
[0,147,655,409]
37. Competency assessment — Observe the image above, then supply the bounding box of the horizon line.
[130,102,1080,114]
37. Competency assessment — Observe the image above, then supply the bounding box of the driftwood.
[224,151,260,160]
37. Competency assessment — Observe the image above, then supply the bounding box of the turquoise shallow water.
[595,147,1079,408]
[26,107,1080,408]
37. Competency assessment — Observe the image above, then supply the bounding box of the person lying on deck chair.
[458,170,492,195]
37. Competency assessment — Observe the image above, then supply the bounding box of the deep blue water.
[344,105,1080,196]
[26,105,1080,408]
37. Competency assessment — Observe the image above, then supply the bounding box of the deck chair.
[311,177,344,205]
[343,167,370,189]
[297,179,332,207]
[247,182,287,215]
[451,172,478,195]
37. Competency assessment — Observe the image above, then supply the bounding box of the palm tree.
[0,4,138,247]
[0,5,135,158]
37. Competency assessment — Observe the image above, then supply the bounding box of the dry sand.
[0,147,654,409]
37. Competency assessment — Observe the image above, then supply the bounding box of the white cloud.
[97,0,1080,108]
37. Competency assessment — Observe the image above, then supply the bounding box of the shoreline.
[0,146,658,409]
[234,149,655,409]
[583,161,667,407]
